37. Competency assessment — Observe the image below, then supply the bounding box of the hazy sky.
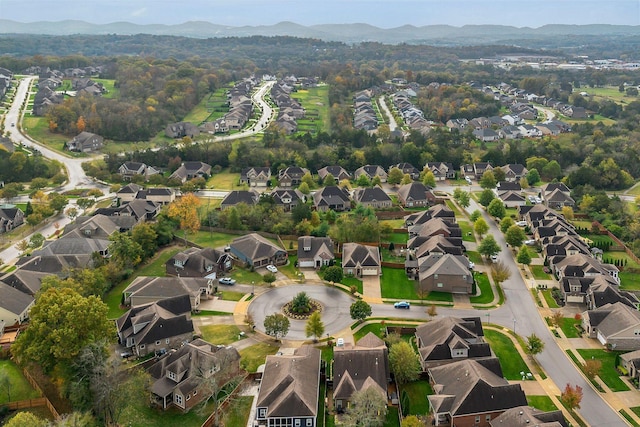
[1,0,639,28]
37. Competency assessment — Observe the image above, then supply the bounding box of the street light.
[251,281,255,296]
[486,312,490,325]
[513,318,517,335]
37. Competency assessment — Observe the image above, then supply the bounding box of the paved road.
[248,284,356,340]
[378,95,398,131]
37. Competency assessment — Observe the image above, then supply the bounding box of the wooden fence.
[5,398,47,411]
[200,374,248,427]
[593,220,640,267]
[20,368,60,419]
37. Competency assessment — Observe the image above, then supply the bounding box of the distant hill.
[1,19,640,45]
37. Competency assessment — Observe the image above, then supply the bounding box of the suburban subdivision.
[1,19,640,427]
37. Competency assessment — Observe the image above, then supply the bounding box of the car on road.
[219,277,236,285]
[266,264,278,273]
[465,176,472,184]
[11,123,15,127]
[394,301,410,309]
[490,254,498,262]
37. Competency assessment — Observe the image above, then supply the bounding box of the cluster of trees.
[415,83,500,122]
[45,57,229,141]
[0,150,61,186]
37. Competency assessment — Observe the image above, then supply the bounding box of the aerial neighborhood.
[2,22,640,427]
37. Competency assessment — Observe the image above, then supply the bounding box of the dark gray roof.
[352,186,391,204]
[0,281,34,317]
[490,406,568,427]
[221,190,259,206]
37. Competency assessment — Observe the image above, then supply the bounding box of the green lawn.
[576,349,629,392]
[220,290,245,301]
[239,343,279,372]
[292,85,330,134]
[380,267,418,300]
[103,246,183,319]
[383,232,408,245]
[530,265,552,280]
[458,220,476,243]
[22,115,72,154]
[190,231,243,248]
[341,276,363,294]
[620,271,640,291]
[470,272,494,305]
[279,255,300,280]
[0,360,41,404]
[400,380,433,415]
[631,406,640,418]
[466,251,483,264]
[381,219,405,229]
[120,395,212,426]
[445,199,463,217]
[199,324,242,345]
[602,251,640,269]
[527,395,558,412]
[206,169,243,190]
[484,329,530,380]
[221,396,253,427]
[559,317,582,338]
[229,269,265,286]
[383,406,400,427]
[540,289,560,308]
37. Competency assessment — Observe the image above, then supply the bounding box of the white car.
[468,261,475,270]
[266,265,278,273]
[524,239,537,246]
[516,221,527,227]
[490,254,498,262]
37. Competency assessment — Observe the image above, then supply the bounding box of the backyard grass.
[620,271,640,291]
[576,349,629,392]
[206,169,243,190]
[103,246,183,319]
[221,396,253,427]
[279,255,300,280]
[602,251,640,269]
[383,406,400,427]
[380,267,419,300]
[383,232,408,245]
[190,231,243,248]
[530,264,552,280]
[120,395,212,427]
[381,219,405,229]
[458,220,476,243]
[320,345,334,378]
[220,290,245,301]
[0,360,41,404]
[527,395,558,412]
[341,276,363,294]
[540,289,560,308]
[559,317,582,338]
[239,343,279,372]
[400,380,433,415]
[470,272,494,305]
[199,324,242,346]
[484,329,530,380]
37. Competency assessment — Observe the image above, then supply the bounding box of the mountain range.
[2,20,640,45]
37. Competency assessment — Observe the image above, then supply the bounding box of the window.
[437,283,443,288]
[168,371,176,380]
[175,394,183,406]
[475,415,480,423]
[156,340,161,345]
[166,338,170,344]
[462,275,467,280]
[258,408,266,419]
[486,415,492,421]
[139,344,145,349]
[306,420,312,427]
[635,330,640,336]
[295,420,301,427]
[193,390,197,396]
[186,394,191,401]
[434,274,438,279]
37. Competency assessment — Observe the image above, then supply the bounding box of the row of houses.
[353,89,379,132]
[391,88,433,135]
[271,79,305,134]
[200,77,258,135]
[117,161,211,184]
[495,82,588,119]
[0,67,12,100]
[517,203,640,351]
[0,184,180,329]
[256,318,567,427]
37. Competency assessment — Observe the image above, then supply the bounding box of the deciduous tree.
[387,167,404,185]
[167,192,201,238]
[487,198,506,218]
[421,170,436,188]
[323,265,344,283]
[499,217,515,233]
[389,341,421,384]
[474,217,489,236]
[561,383,583,410]
[583,359,602,380]
[343,387,387,427]
[479,170,496,189]
[526,333,545,355]
[516,246,532,266]
[505,225,526,247]
[350,300,372,322]
[491,261,511,285]
[264,313,290,341]
[12,287,113,372]
[478,235,500,258]
[305,312,325,342]
[478,189,496,207]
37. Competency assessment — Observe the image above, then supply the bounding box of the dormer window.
[206,265,213,272]
[174,260,184,267]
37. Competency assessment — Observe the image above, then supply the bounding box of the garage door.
[362,268,378,276]
[298,261,315,268]
[452,287,468,294]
